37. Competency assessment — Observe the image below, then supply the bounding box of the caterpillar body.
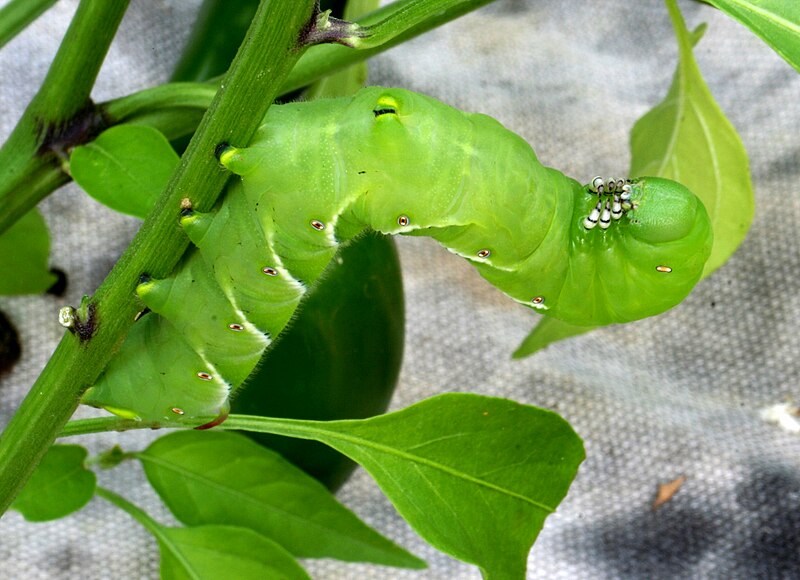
[82,87,712,424]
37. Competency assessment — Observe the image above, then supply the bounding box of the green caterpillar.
[82,87,712,425]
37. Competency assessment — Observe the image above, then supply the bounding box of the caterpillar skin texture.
[82,87,712,424]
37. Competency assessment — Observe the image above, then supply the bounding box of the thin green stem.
[282,0,495,93]
[96,487,200,573]
[103,83,218,124]
[0,0,130,235]
[95,486,165,538]
[0,0,318,516]
[353,0,483,48]
[61,416,161,437]
[0,0,57,50]
[102,82,218,140]
[60,414,334,439]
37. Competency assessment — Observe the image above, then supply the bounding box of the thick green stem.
[29,3,129,120]
[0,0,130,234]
[0,0,57,49]
[0,0,318,516]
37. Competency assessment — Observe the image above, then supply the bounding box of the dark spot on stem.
[69,302,98,344]
[36,100,109,159]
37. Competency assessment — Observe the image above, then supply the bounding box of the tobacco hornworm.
[82,87,713,425]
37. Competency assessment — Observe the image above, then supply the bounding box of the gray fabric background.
[1,0,798,578]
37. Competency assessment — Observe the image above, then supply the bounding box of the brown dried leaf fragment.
[652,475,686,510]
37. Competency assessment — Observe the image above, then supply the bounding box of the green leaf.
[158,525,311,580]
[138,431,424,569]
[631,0,754,278]
[96,487,309,580]
[512,317,597,359]
[11,444,96,521]
[233,393,585,579]
[0,208,56,295]
[705,0,800,73]
[70,125,179,218]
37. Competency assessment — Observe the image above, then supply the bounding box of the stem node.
[58,300,98,344]
[299,6,366,48]
[35,100,109,160]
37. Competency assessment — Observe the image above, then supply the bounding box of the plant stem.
[104,83,218,122]
[95,486,165,538]
[0,0,57,49]
[0,0,131,235]
[102,82,218,140]
[60,414,348,439]
[0,0,318,516]
[61,416,162,437]
[354,0,487,48]
[282,0,495,93]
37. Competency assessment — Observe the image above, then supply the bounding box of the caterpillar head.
[623,177,710,246]
[555,175,713,325]
[582,176,711,244]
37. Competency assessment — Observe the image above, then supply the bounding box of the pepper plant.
[0,0,796,578]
